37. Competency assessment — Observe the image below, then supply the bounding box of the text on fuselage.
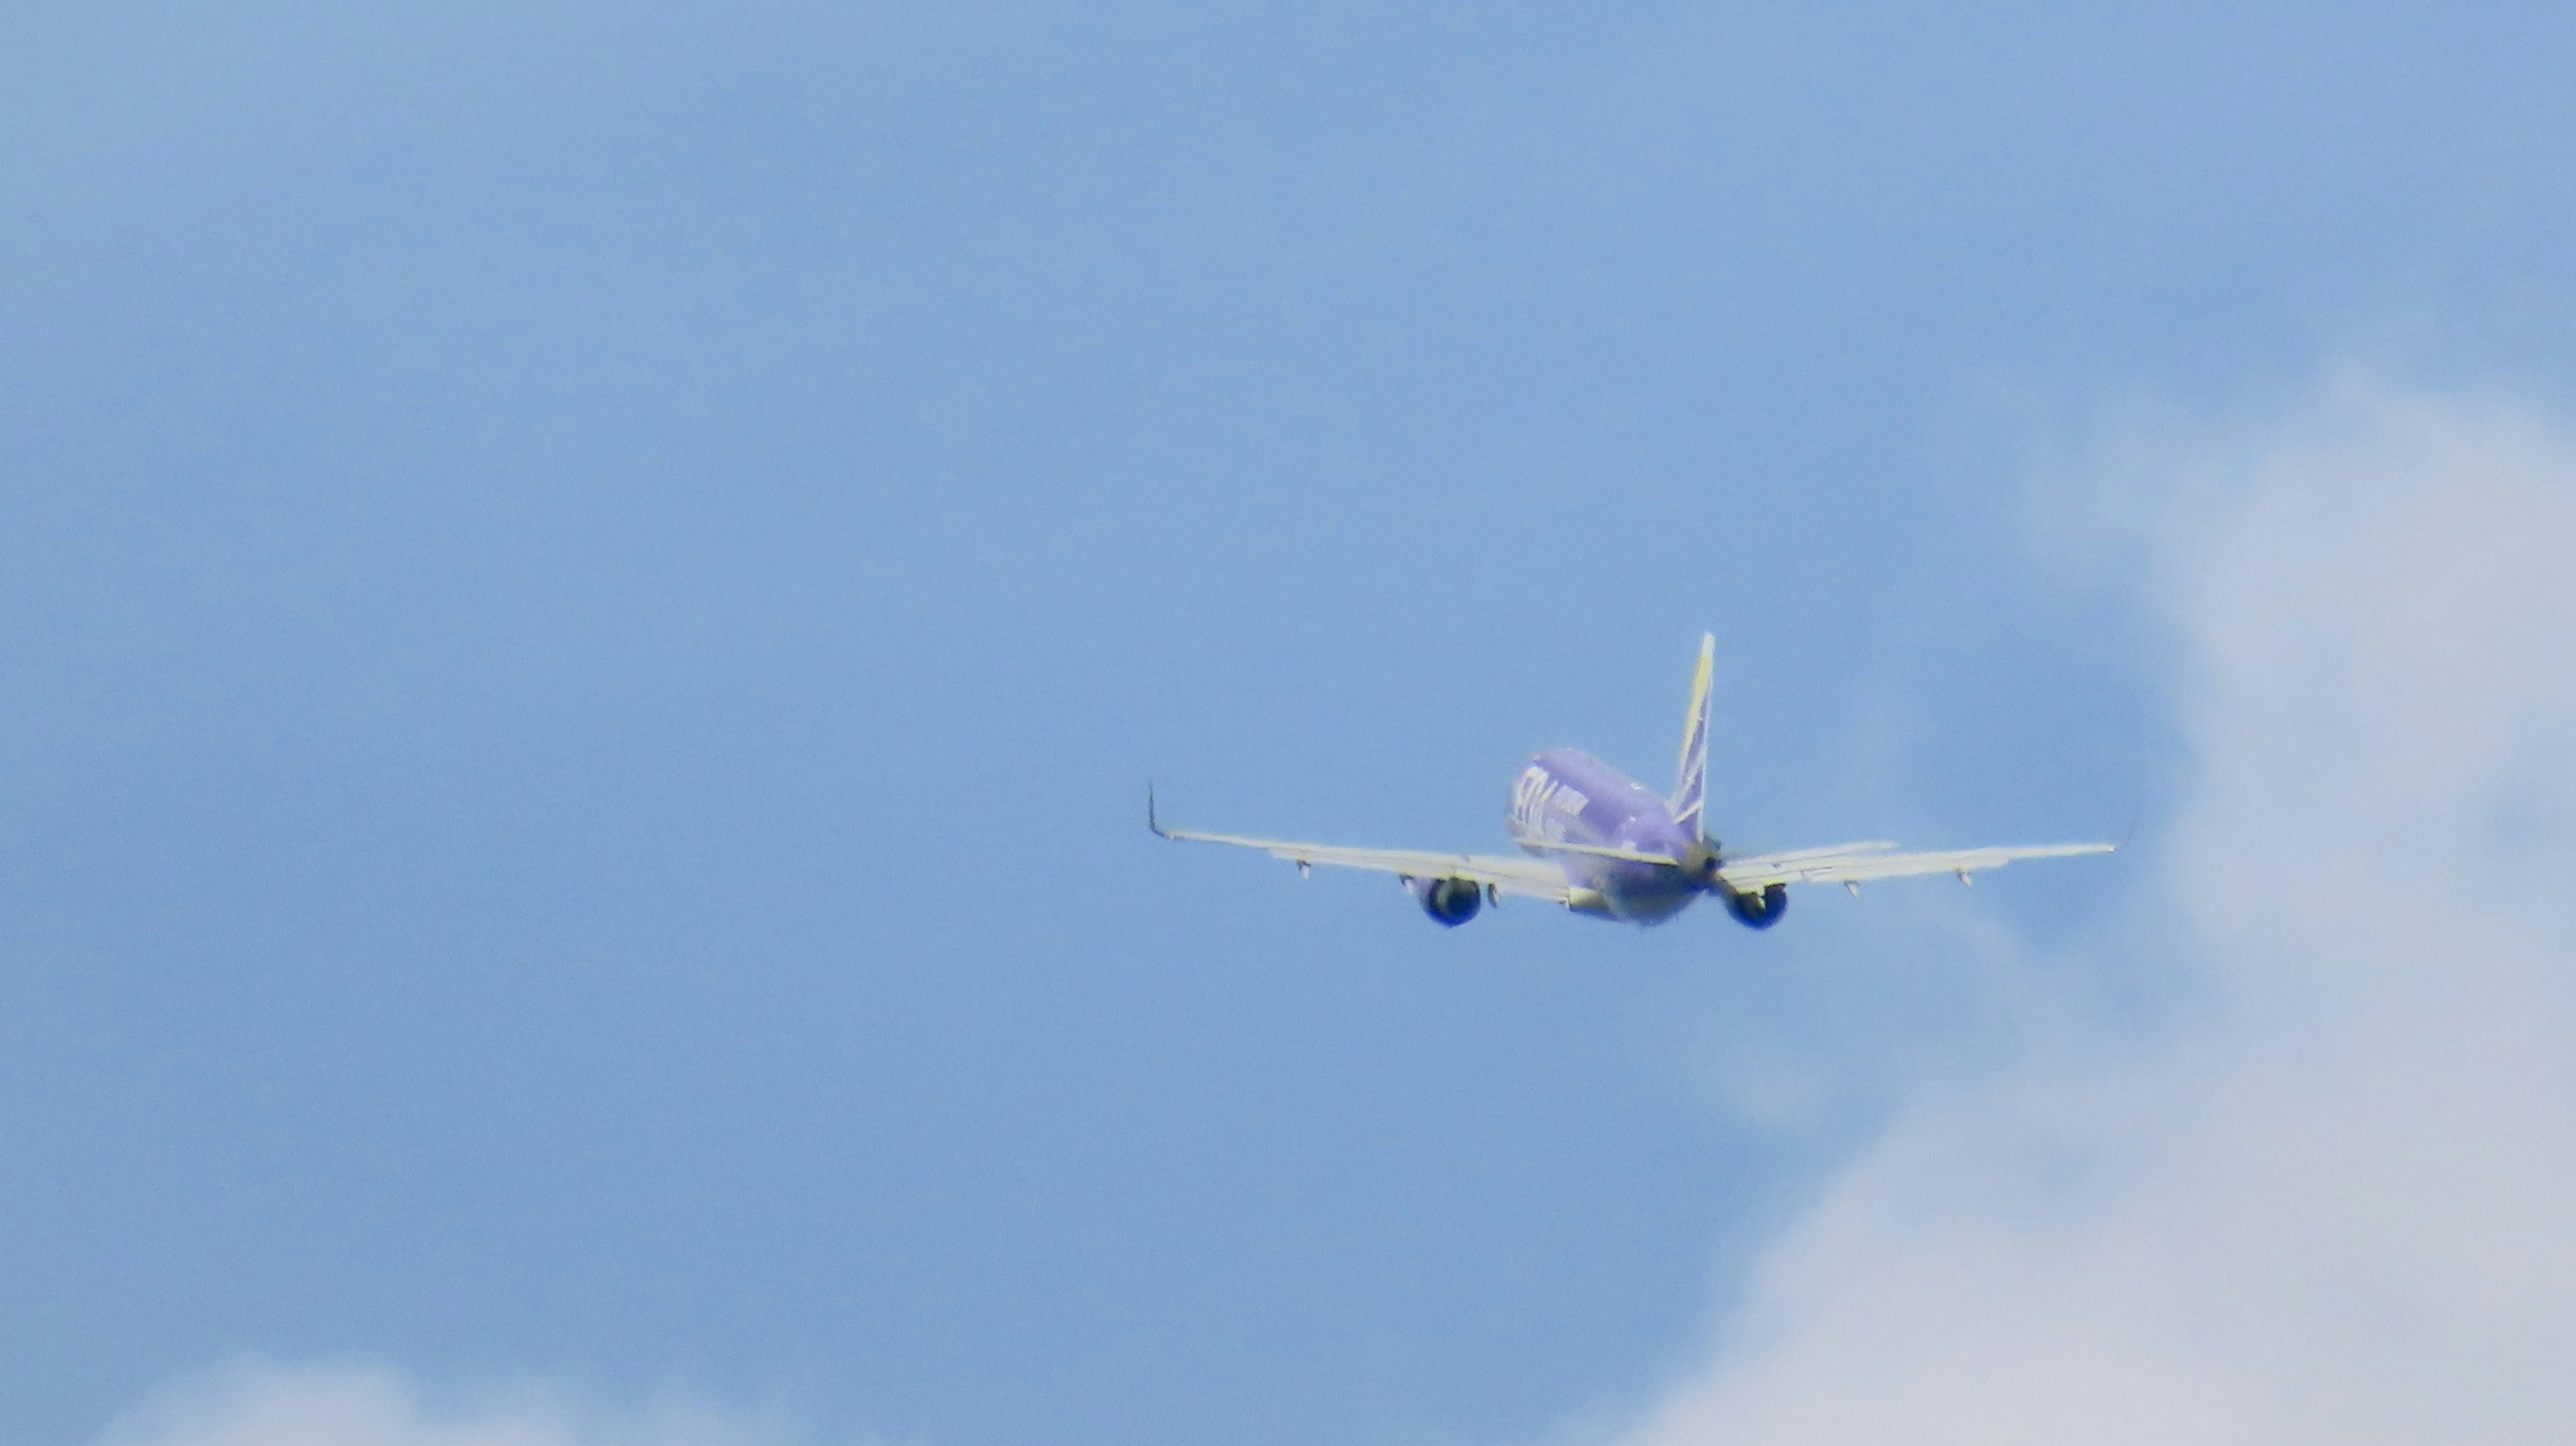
[1511,766,1590,836]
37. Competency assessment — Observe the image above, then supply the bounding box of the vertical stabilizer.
[1671,632,1714,842]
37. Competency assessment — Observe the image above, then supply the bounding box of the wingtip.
[1146,781,1167,838]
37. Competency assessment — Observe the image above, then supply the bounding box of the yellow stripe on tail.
[1671,632,1714,843]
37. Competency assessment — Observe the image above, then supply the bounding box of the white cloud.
[1600,379,2576,1445]
[91,1363,797,1446]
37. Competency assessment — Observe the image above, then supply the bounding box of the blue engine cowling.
[1724,883,1788,930]
[1411,877,1485,927]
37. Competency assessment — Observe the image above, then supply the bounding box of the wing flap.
[1720,841,2114,889]
[1508,834,1686,866]
[1152,810,1575,903]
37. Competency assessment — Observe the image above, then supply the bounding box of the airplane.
[1149,633,2112,928]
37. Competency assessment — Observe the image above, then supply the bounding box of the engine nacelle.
[1724,882,1788,930]
[1411,876,1485,927]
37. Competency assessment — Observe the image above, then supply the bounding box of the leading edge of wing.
[1149,789,1572,901]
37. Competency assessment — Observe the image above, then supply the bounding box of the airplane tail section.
[1671,632,1714,842]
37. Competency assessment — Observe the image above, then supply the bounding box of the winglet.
[1147,782,1169,838]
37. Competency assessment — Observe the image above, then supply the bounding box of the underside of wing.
[1719,840,2114,890]
[1152,810,1575,903]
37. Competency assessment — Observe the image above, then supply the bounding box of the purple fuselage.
[1507,748,1705,924]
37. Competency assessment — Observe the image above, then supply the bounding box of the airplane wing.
[1719,840,2114,891]
[1150,795,1574,903]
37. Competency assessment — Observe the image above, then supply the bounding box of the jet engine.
[1410,876,1485,927]
[1723,882,1788,930]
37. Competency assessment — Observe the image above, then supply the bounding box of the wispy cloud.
[91,1363,799,1446]
[1601,378,2576,1445]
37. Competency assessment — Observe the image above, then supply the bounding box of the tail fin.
[1671,632,1714,842]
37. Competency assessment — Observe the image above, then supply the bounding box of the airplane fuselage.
[1509,748,1705,924]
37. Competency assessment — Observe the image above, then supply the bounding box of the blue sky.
[7,5,2576,1445]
